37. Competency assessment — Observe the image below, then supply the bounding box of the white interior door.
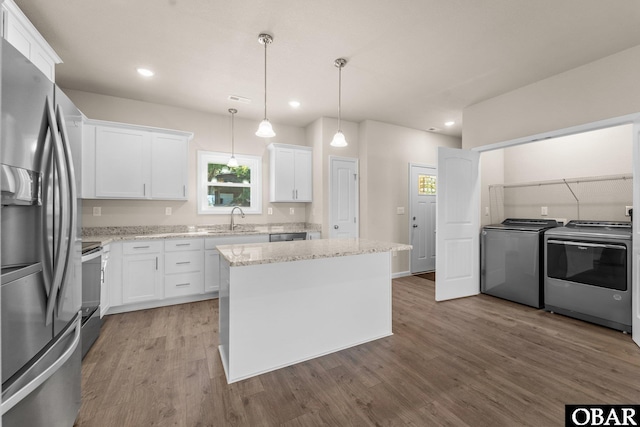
[329,157,358,238]
[632,123,640,347]
[410,164,436,273]
[436,147,480,301]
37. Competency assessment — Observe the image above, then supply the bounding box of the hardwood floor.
[75,276,640,426]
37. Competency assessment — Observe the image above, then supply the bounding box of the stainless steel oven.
[544,221,631,332]
[81,242,103,358]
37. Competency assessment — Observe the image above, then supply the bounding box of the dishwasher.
[480,218,559,308]
[269,232,307,242]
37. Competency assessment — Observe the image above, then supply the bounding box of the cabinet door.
[100,247,110,317]
[151,133,188,200]
[122,253,163,304]
[204,249,220,293]
[95,127,151,198]
[294,149,312,201]
[271,147,295,202]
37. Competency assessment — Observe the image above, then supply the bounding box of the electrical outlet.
[626,206,633,217]
[485,207,490,216]
[268,207,273,215]
[165,207,172,216]
[541,206,548,216]
[92,207,101,216]
[392,251,397,257]
[396,207,405,215]
[289,207,295,215]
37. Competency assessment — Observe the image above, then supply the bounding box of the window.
[418,174,436,195]
[197,151,262,214]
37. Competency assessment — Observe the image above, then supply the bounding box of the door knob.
[334,225,339,229]
[413,224,418,228]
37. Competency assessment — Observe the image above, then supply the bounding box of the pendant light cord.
[263,40,268,120]
[337,64,342,131]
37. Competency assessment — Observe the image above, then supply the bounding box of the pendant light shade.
[330,58,348,147]
[256,33,276,138]
[227,108,239,167]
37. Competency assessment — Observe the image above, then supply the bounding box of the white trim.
[197,151,262,215]
[392,270,412,279]
[84,118,194,140]
[473,113,640,153]
[105,293,217,315]
[632,121,640,347]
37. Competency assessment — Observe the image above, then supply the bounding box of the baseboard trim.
[392,270,412,279]
[105,292,218,315]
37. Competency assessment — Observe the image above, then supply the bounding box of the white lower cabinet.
[105,233,277,314]
[122,241,163,304]
[204,249,220,293]
[164,238,204,298]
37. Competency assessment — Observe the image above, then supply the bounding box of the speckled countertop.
[83,223,321,246]
[217,238,412,267]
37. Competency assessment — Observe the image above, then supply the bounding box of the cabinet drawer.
[165,272,204,298]
[123,241,163,255]
[165,238,204,252]
[165,251,203,274]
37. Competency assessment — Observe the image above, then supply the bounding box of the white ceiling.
[16,0,640,137]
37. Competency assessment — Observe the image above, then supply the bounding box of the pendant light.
[227,108,239,167]
[255,33,276,138]
[330,58,348,147]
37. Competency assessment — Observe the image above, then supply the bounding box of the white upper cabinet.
[268,143,312,202]
[1,0,62,81]
[95,126,151,199]
[83,120,193,200]
[151,133,188,199]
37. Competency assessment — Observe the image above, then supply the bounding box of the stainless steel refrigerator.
[1,39,83,426]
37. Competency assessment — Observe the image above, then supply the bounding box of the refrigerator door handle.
[44,98,70,326]
[0,311,82,416]
[53,105,78,315]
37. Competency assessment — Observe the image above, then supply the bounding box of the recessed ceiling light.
[289,100,301,108]
[445,121,455,127]
[136,68,154,77]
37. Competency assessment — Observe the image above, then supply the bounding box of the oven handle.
[81,248,103,263]
[547,239,627,250]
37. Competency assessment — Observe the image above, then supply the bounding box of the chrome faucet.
[230,206,245,230]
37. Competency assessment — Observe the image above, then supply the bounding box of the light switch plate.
[626,206,632,216]
[268,207,273,215]
[92,207,101,216]
[397,207,405,215]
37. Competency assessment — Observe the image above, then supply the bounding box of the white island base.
[218,251,393,384]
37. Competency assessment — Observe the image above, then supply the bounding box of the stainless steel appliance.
[544,220,632,332]
[269,232,307,242]
[81,242,102,358]
[1,39,83,425]
[481,218,559,308]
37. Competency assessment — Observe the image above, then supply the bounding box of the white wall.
[494,125,633,222]
[67,90,310,228]
[463,44,640,149]
[358,120,461,273]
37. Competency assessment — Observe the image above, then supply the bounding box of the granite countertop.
[216,238,412,267]
[83,223,321,246]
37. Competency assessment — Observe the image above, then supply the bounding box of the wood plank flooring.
[75,276,640,426]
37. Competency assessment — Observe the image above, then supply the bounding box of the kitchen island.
[216,238,411,384]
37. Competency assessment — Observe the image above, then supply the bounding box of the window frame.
[197,151,262,214]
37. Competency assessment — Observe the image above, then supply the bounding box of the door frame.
[328,156,359,238]
[408,163,437,274]
[451,112,640,348]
